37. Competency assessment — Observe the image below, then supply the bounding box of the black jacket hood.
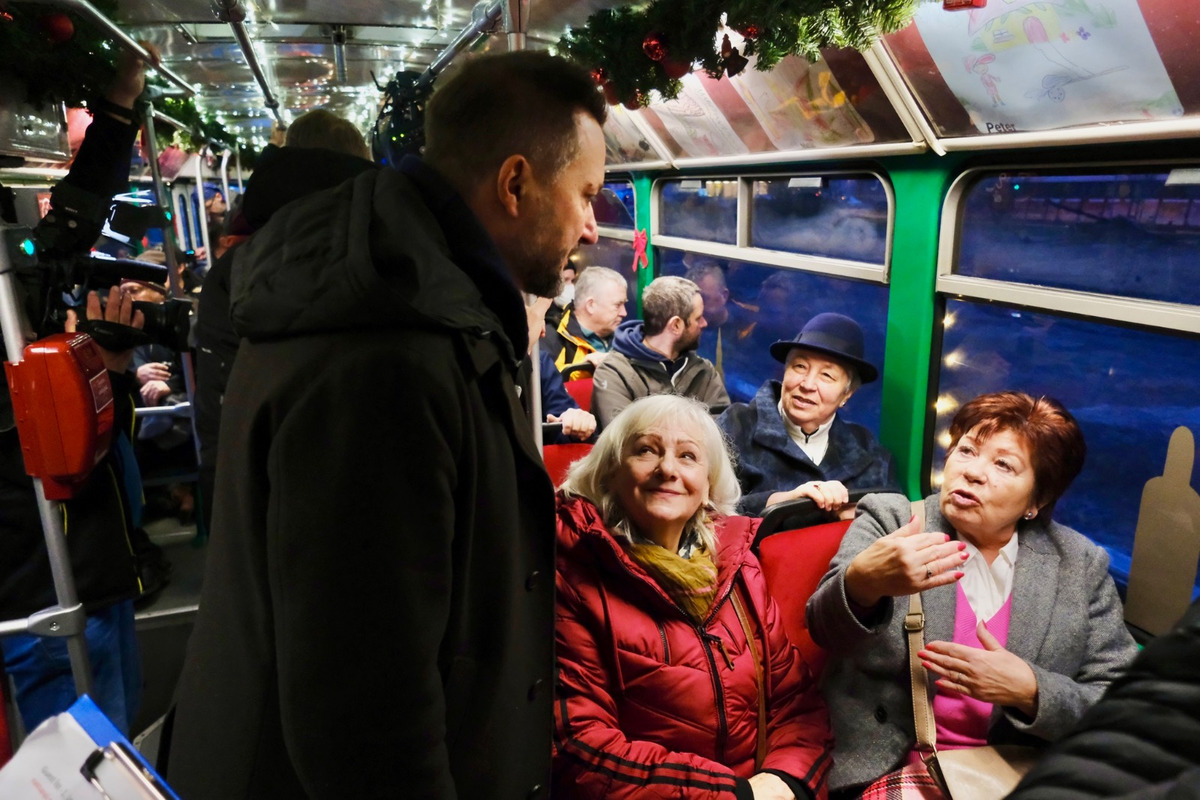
[229,163,527,365]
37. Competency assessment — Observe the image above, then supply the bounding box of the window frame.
[651,170,895,284]
[938,160,1200,336]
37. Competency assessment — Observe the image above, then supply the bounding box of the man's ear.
[496,154,532,218]
[668,315,685,336]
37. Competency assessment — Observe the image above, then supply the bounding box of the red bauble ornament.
[642,32,666,61]
[661,58,692,80]
[621,91,644,111]
[735,23,761,39]
[38,12,74,43]
[603,83,620,106]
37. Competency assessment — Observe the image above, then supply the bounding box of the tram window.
[632,53,910,158]
[659,179,737,243]
[957,169,1200,306]
[602,107,663,165]
[572,237,640,294]
[658,250,889,429]
[931,299,1200,595]
[593,180,636,229]
[750,175,888,265]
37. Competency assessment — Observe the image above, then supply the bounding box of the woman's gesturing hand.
[921,622,1039,717]
[844,514,968,608]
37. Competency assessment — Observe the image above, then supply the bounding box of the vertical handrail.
[209,0,285,124]
[0,228,94,698]
[141,106,203,469]
[220,149,231,205]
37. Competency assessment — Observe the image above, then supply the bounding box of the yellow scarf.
[627,541,718,624]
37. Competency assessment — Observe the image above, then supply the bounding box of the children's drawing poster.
[643,73,750,158]
[730,55,876,150]
[912,0,1183,134]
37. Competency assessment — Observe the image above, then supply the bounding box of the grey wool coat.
[806,492,1139,791]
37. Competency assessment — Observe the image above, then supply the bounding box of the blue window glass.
[958,169,1200,305]
[573,237,640,300]
[932,299,1200,595]
[750,175,889,265]
[658,249,889,432]
[594,181,636,229]
[659,179,738,244]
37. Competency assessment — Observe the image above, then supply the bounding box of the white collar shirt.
[778,402,835,466]
[959,533,1020,623]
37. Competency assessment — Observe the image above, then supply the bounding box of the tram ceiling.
[101,0,601,148]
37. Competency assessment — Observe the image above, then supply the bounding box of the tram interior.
[1,0,1199,768]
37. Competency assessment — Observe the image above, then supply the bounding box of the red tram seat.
[564,377,594,413]
[755,518,853,678]
[543,442,593,488]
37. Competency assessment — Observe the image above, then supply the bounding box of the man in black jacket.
[169,51,606,799]
[1007,598,1200,799]
[193,109,375,531]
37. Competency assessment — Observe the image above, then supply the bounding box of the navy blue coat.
[717,381,899,516]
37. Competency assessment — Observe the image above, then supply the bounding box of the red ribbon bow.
[632,229,649,271]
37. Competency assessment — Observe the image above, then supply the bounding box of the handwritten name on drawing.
[986,122,1017,133]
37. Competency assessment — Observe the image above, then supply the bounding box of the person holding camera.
[0,44,159,736]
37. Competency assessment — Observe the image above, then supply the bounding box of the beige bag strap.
[907,499,939,754]
[731,586,767,771]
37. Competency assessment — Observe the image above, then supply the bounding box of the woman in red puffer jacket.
[553,395,833,800]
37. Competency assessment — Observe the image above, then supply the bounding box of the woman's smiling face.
[611,421,711,549]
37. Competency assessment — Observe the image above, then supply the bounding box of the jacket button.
[526,785,544,799]
[525,571,541,591]
[528,678,545,702]
[874,705,888,723]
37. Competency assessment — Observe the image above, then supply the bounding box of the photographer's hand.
[107,41,161,112]
[65,286,146,374]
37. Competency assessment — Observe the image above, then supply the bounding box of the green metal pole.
[632,173,655,315]
[878,153,966,498]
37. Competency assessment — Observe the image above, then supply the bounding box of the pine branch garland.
[1,1,253,162]
[558,0,918,105]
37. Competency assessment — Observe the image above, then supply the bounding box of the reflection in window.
[658,249,888,431]
[602,104,662,165]
[593,181,636,229]
[633,51,908,158]
[750,175,889,264]
[572,237,639,297]
[659,179,738,243]
[932,299,1200,594]
[957,169,1200,305]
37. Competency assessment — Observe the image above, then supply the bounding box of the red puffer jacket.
[553,495,833,799]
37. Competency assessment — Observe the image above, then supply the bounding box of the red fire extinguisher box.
[4,333,114,500]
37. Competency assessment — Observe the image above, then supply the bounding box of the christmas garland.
[557,0,919,107]
[0,1,252,161]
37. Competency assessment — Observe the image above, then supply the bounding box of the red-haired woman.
[806,392,1138,796]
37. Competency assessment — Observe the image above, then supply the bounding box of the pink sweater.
[908,586,1013,762]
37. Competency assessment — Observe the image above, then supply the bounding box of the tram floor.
[131,518,207,738]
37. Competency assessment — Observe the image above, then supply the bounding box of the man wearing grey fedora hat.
[717,312,899,517]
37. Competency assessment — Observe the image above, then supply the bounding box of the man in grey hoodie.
[592,275,730,429]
